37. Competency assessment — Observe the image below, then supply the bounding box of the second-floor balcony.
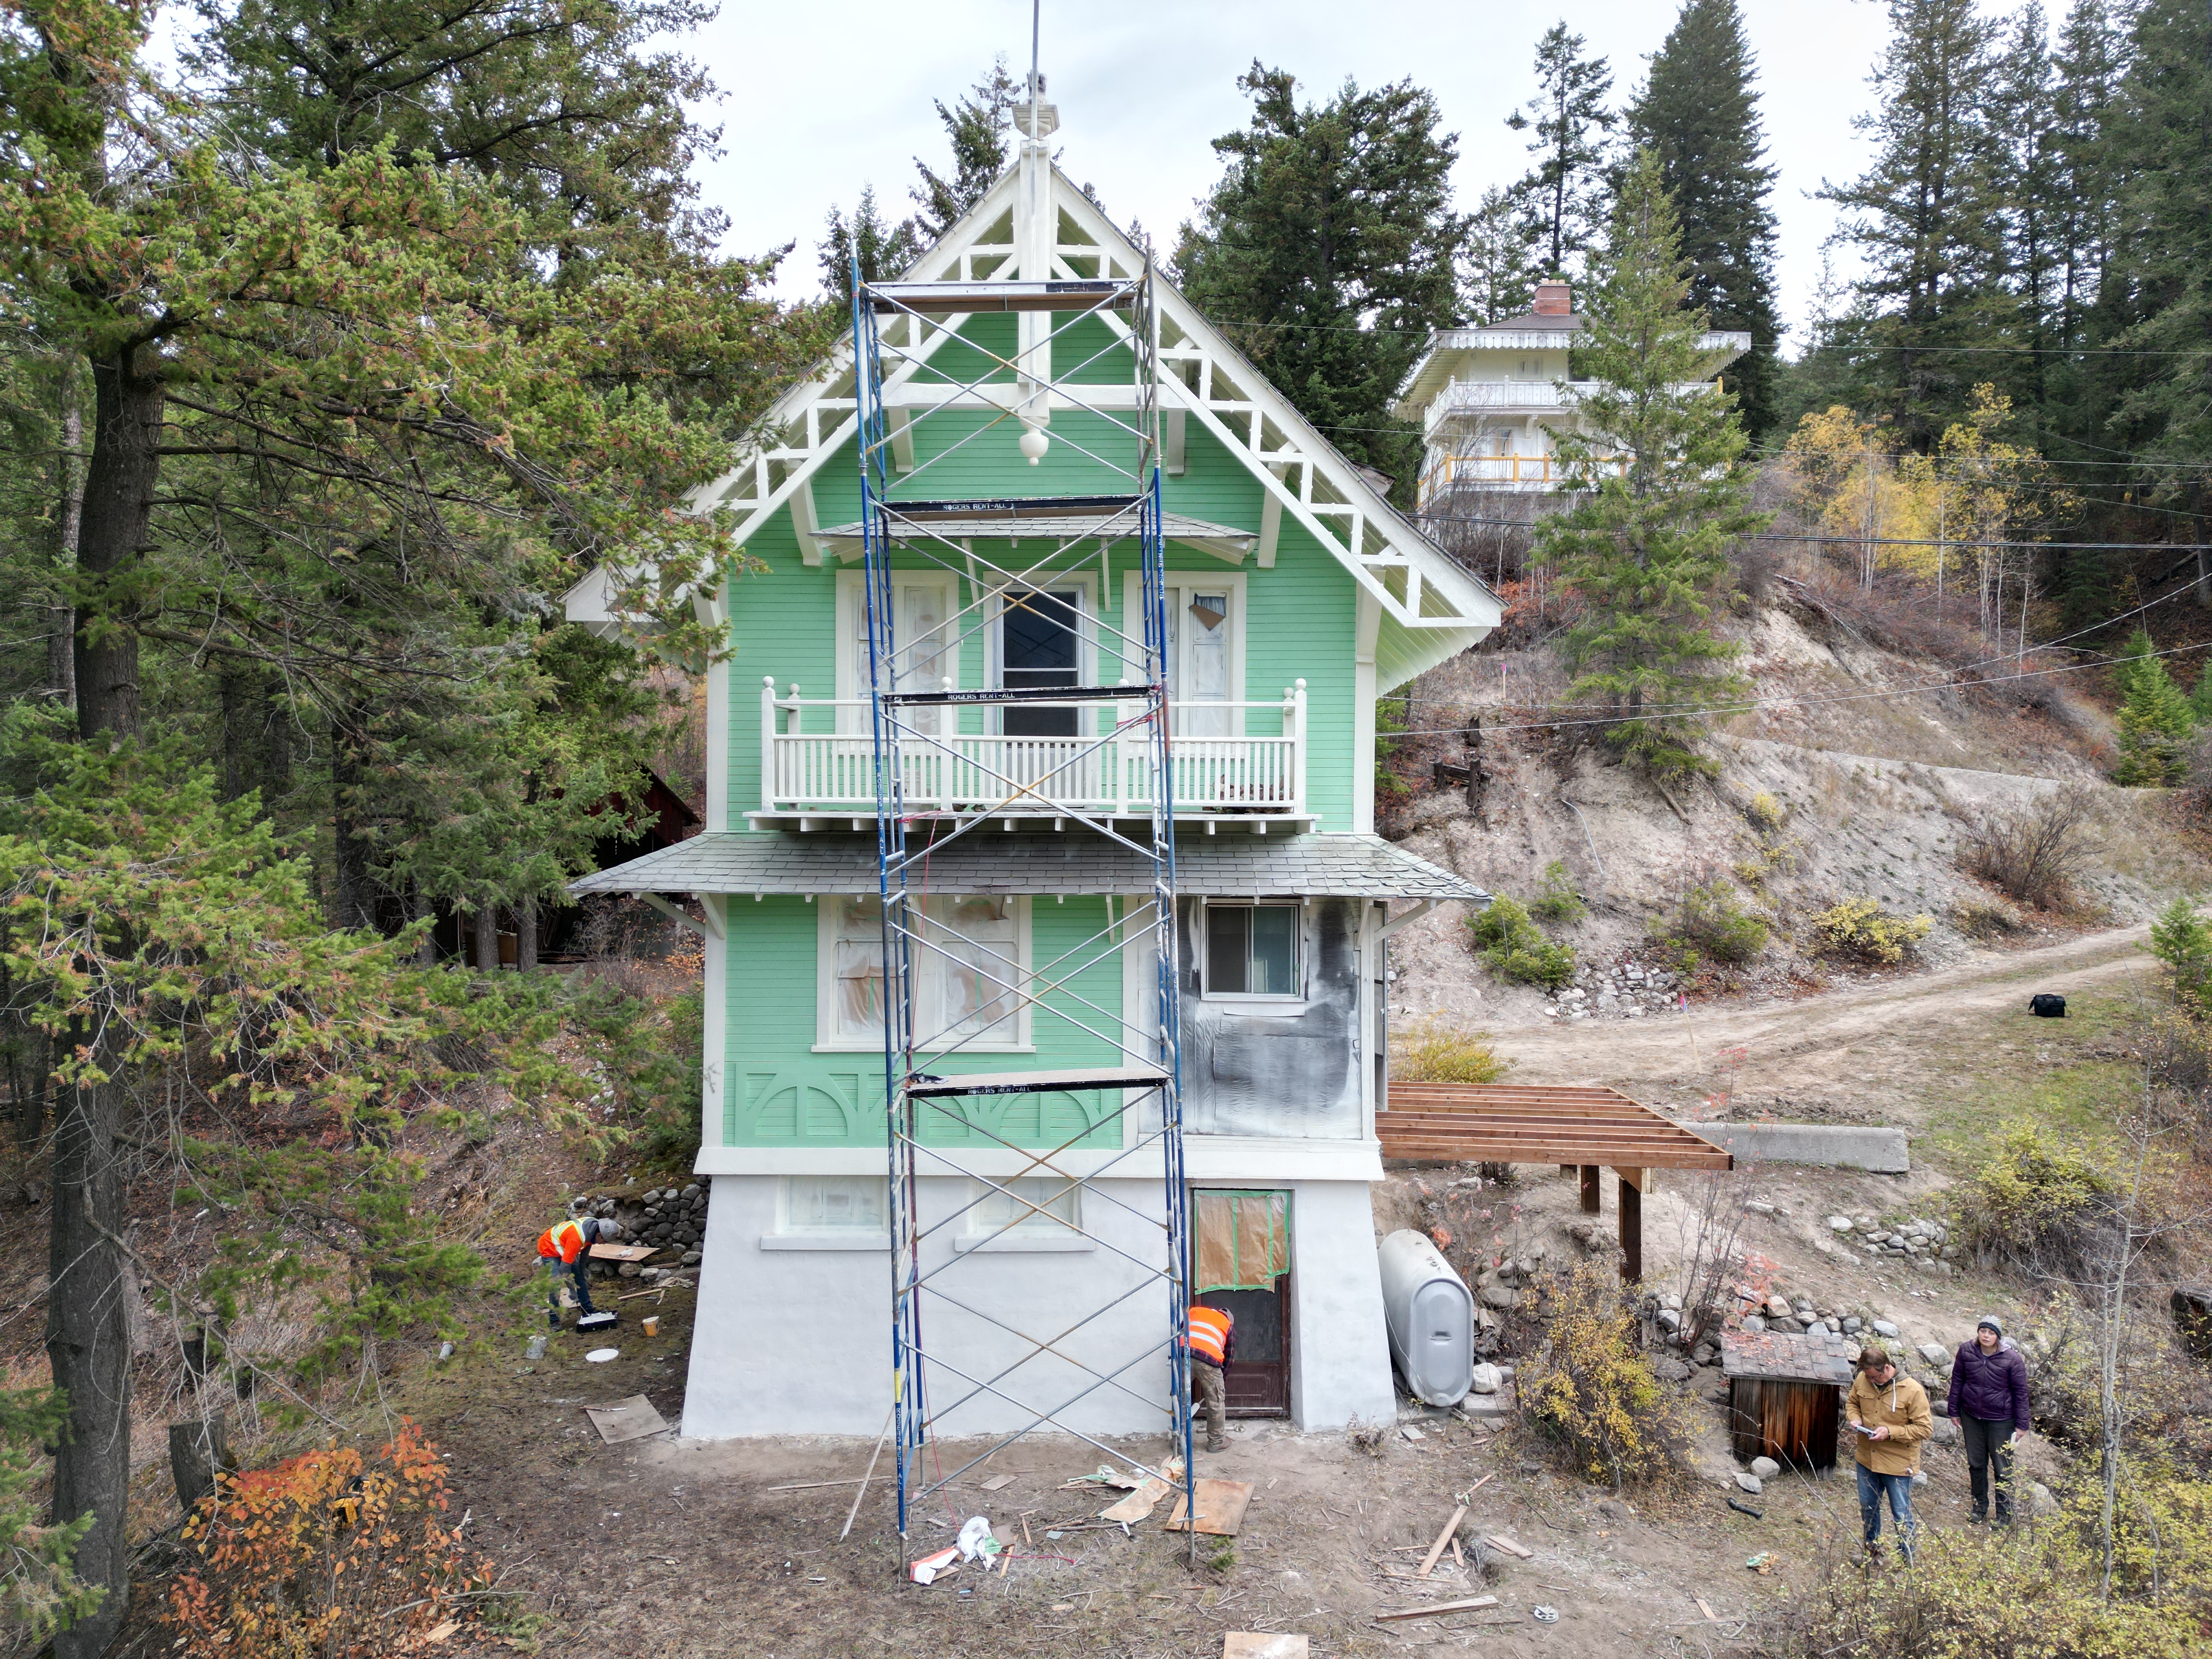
[1415,452,1629,505]
[1422,378,1724,437]
[755,679,1313,832]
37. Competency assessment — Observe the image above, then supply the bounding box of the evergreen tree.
[1174,63,1468,490]
[1462,185,1541,323]
[1993,4,2063,441]
[912,57,1018,239]
[2192,658,2212,726]
[1819,0,2010,448]
[1506,21,1617,277]
[1625,0,1784,443]
[820,185,924,297]
[2110,629,2196,784]
[1538,151,1762,778]
[2097,2,2212,470]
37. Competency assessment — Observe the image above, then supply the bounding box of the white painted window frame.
[814,893,1035,1053]
[761,1175,893,1251]
[1120,569,1246,731]
[1195,895,1311,1009]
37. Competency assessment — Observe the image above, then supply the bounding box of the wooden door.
[1193,1190,1292,1418]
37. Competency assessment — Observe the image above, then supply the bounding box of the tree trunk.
[217,669,256,802]
[47,1053,132,1658]
[50,337,162,1659]
[167,1412,233,1516]
[472,905,501,970]
[71,346,160,743]
[413,887,438,967]
[330,713,377,930]
[47,396,82,708]
[517,893,539,972]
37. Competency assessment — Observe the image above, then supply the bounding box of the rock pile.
[567,1180,711,1279]
[1542,959,1679,1022]
[1825,1213,1957,1275]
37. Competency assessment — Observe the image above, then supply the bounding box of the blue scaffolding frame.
[848,258,1196,1555]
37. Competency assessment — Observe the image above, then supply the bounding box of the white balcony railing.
[759,679,1308,820]
[1424,379,1722,436]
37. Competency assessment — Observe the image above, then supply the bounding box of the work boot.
[546,1311,561,1330]
[1205,1437,1226,1453]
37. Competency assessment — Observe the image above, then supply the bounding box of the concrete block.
[1701,1124,1910,1174]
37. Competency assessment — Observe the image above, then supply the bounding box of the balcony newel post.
[1292,678,1307,816]
[937,673,953,811]
[760,675,777,814]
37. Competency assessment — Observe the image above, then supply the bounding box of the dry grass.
[1390,1017,1510,1085]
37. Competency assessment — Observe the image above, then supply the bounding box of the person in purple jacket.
[1947,1314,2031,1524]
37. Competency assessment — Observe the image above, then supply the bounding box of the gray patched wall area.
[1177,898,1362,1138]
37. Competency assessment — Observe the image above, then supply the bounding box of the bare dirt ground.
[183,935,2149,1659]
[1482,923,2155,1130]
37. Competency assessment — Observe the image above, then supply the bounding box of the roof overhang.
[571,832,1491,902]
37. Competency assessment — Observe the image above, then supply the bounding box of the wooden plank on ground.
[1485,1534,1534,1559]
[1417,1504,1467,1578]
[587,1243,658,1262]
[1374,1597,1500,1623]
[583,1395,669,1444]
[1165,1479,1254,1536]
[1101,1477,1171,1523]
[1224,1637,1308,1659]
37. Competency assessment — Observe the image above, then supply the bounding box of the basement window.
[763,1176,891,1251]
[1203,904,1301,1000]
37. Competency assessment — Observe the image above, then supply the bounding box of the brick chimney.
[1532,279,1572,316]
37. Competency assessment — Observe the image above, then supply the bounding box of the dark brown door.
[1197,1278,1290,1416]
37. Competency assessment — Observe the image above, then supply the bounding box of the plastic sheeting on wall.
[1194,1190,1290,1293]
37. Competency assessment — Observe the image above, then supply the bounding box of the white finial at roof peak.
[1012,71,1057,144]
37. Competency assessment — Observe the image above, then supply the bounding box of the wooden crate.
[1722,1331,1855,1472]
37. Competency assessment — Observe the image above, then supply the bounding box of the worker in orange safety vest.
[538,1212,603,1329]
[1182,1304,1235,1453]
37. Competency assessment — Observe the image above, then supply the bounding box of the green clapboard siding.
[722,895,1126,1149]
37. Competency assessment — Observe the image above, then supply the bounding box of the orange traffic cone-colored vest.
[539,1218,589,1264]
[1185,1306,1233,1367]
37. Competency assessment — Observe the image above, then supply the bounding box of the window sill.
[1200,998,1313,1017]
[759,1233,890,1251]
[953,1233,1095,1254]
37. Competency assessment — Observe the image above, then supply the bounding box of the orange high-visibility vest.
[1186,1306,1233,1367]
[539,1218,589,1264]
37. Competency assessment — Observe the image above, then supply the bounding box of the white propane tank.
[1376,1229,1476,1406]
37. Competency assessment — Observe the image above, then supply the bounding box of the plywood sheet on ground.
[1224,1637,1308,1658]
[584,1396,669,1444]
[1165,1479,1254,1536]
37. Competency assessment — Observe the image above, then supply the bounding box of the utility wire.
[1407,515,2212,554]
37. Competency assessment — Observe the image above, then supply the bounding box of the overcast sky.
[684,0,2045,354]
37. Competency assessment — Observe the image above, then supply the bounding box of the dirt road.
[1482,924,2153,1115]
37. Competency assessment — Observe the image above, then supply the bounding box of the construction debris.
[1485,1534,1534,1560]
[1417,1505,1468,1578]
[1100,1477,1172,1524]
[1374,1596,1500,1623]
[1165,1480,1254,1537]
[583,1395,669,1444]
[1223,1637,1308,1658]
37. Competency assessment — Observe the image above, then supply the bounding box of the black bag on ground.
[2029,994,2067,1018]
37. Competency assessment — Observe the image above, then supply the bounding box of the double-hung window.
[1203,902,1301,1000]
[821,894,1028,1049]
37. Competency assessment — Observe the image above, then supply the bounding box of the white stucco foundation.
[680,1172,1398,1440]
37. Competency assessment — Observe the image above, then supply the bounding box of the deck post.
[1579,1165,1601,1214]
[1615,1169,1644,1282]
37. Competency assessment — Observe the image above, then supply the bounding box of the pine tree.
[2111,628,2196,785]
[1819,0,2010,448]
[1506,22,1617,278]
[1175,63,1468,490]
[820,185,924,297]
[1625,0,1784,444]
[1993,4,2063,442]
[1539,151,1763,778]
[912,57,1018,239]
[2192,659,2212,726]
[1462,185,1541,323]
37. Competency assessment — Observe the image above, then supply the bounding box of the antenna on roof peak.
[1013,0,1058,144]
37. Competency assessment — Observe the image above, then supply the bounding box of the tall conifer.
[1506,22,1617,278]
[1625,0,1783,443]
[1175,63,1468,490]
[1819,0,2009,448]
[1539,151,1763,778]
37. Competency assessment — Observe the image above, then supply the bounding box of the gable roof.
[675,157,1501,690]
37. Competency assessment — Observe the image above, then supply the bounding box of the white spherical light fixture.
[1019,423,1050,465]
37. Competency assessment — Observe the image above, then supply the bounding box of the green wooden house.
[567,95,1501,1439]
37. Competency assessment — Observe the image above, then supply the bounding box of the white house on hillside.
[1392,280,1750,507]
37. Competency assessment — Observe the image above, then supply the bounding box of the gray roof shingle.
[568,831,1489,901]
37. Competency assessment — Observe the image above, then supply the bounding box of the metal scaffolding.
[848,255,1196,1546]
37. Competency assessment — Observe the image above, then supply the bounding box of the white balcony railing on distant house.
[758,679,1308,823]
[1415,452,1631,505]
[1422,379,1722,437]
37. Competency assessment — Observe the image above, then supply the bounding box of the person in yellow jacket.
[1846,1344,1933,1563]
[538,1212,603,1329]
[1182,1305,1235,1453]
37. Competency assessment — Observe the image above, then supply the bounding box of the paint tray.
[576,1311,618,1333]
